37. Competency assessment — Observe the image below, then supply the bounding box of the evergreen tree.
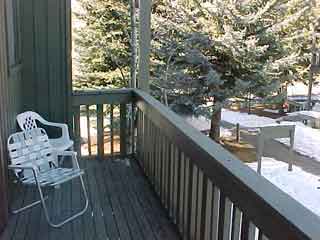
[73,0,319,140]
[73,0,131,89]
[151,0,316,140]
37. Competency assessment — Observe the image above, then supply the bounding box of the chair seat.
[50,138,74,152]
[21,168,84,187]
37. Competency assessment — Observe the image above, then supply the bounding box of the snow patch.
[183,115,232,137]
[263,109,279,114]
[247,158,320,217]
[222,109,276,128]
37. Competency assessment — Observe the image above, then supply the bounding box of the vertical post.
[307,0,318,110]
[73,106,81,156]
[0,0,9,230]
[236,123,240,143]
[288,128,295,171]
[256,132,264,175]
[130,0,137,88]
[66,0,73,128]
[138,0,151,91]
[86,105,92,156]
[97,104,104,159]
[120,104,127,156]
[110,105,114,156]
[131,103,136,155]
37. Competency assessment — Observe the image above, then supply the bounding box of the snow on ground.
[277,121,320,161]
[287,82,320,96]
[184,115,232,137]
[80,116,97,139]
[247,158,320,217]
[263,109,279,114]
[184,109,277,129]
[222,109,276,128]
[183,109,320,162]
[184,115,210,132]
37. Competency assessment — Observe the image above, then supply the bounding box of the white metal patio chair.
[16,111,74,152]
[7,128,88,228]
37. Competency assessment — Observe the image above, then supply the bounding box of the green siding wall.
[0,0,71,231]
[21,0,71,123]
[0,0,23,232]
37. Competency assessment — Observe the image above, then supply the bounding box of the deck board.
[0,158,180,240]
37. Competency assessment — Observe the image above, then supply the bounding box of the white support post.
[288,128,295,171]
[138,0,152,91]
[256,132,264,175]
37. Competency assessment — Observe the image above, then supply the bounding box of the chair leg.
[11,196,49,214]
[35,174,89,228]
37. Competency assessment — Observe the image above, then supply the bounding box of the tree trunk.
[307,0,317,110]
[209,107,222,142]
[130,0,137,88]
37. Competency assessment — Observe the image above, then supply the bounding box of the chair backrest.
[8,128,55,177]
[16,111,43,131]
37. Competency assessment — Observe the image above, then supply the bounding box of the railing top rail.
[133,89,320,240]
[73,88,133,96]
[72,88,133,106]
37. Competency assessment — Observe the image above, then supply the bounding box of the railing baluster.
[149,118,153,179]
[223,198,233,240]
[190,165,198,238]
[154,126,159,193]
[158,131,162,196]
[241,215,250,240]
[218,192,226,240]
[211,186,220,240]
[162,135,168,206]
[166,140,172,211]
[169,143,175,218]
[248,222,259,240]
[159,133,164,202]
[200,175,208,240]
[196,169,203,240]
[183,157,190,237]
[86,105,91,156]
[176,149,182,231]
[144,116,149,176]
[204,180,213,240]
[148,117,152,178]
[73,106,81,156]
[120,103,127,156]
[110,104,114,156]
[173,145,179,223]
[97,104,104,159]
[142,112,146,169]
[131,103,135,155]
[186,159,194,239]
[232,208,243,240]
[151,121,156,186]
[179,152,185,233]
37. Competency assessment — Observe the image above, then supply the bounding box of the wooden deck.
[0,158,180,240]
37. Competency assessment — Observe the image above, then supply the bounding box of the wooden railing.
[134,89,320,240]
[71,89,134,159]
[72,88,320,239]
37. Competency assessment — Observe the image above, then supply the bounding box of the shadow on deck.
[0,158,180,240]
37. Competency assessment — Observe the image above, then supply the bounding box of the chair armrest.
[38,119,70,140]
[8,164,39,173]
